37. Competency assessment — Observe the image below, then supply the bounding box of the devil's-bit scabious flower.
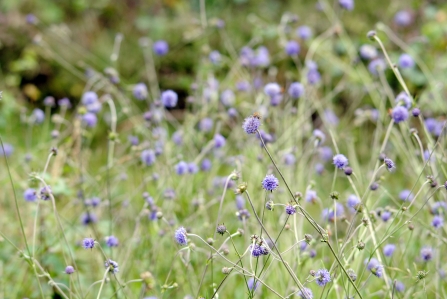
[199,117,213,132]
[333,154,348,169]
[395,92,412,109]
[82,238,95,249]
[306,190,318,203]
[283,153,296,165]
[285,40,300,56]
[288,82,304,99]
[339,0,354,10]
[58,98,71,108]
[214,134,226,148]
[383,244,396,257]
[216,224,226,235]
[220,89,235,107]
[381,210,392,222]
[420,247,433,262]
[384,158,396,172]
[242,114,261,134]
[264,83,281,97]
[359,44,378,60]
[40,186,52,201]
[399,54,415,69]
[235,195,245,210]
[65,266,75,274]
[0,143,14,157]
[32,108,45,124]
[368,58,386,76]
[201,159,212,171]
[175,227,188,246]
[82,91,98,105]
[153,40,169,56]
[262,174,279,192]
[399,189,413,201]
[161,90,178,108]
[133,83,148,100]
[296,26,313,40]
[187,162,198,174]
[285,204,296,215]
[319,146,333,162]
[394,281,405,293]
[175,161,188,175]
[315,269,331,286]
[366,258,383,278]
[141,149,156,166]
[104,259,119,273]
[237,209,250,221]
[392,106,409,123]
[313,129,325,145]
[82,112,97,128]
[432,215,444,228]
[250,244,263,257]
[81,212,97,225]
[24,188,37,202]
[394,10,413,27]
[106,236,119,247]
[297,287,313,299]
[209,50,221,65]
[347,195,360,209]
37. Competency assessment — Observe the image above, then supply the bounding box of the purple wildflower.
[315,269,331,286]
[262,174,279,192]
[175,227,188,246]
[82,238,95,249]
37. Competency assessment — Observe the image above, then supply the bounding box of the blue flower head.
[366,258,383,278]
[175,227,188,246]
[242,114,261,134]
[333,154,348,169]
[285,204,296,215]
[383,244,396,257]
[297,287,313,299]
[392,106,409,123]
[315,269,331,286]
[161,90,178,108]
[82,238,95,249]
[262,174,279,192]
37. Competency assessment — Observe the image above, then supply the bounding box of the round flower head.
[339,0,354,10]
[262,174,279,192]
[175,161,189,175]
[32,108,45,124]
[324,109,339,126]
[0,142,13,157]
[81,212,97,225]
[209,50,221,65]
[368,58,386,76]
[432,215,443,228]
[24,188,37,202]
[82,238,95,249]
[347,194,360,209]
[315,269,331,286]
[399,189,413,201]
[288,82,304,99]
[242,114,261,134]
[104,259,119,273]
[394,10,413,27]
[306,190,318,203]
[252,46,270,67]
[394,281,405,293]
[250,244,262,257]
[187,162,198,174]
[175,227,188,246]
[133,83,148,100]
[235,195,245,210]
[141,149,156,166]
[395,92,412,109]
[172,131,183,145]
[384,158,396,172]
[220,89,235,107]
[106,235,119,247]
[285,40,300,56]
[161,90,178,108]
[283,153,296,165]
[214,134,226,148]
[359,44,378,60]
[199,117,213,132]
[82,112,97,128]
[412,108,420,117]
[201,158,212,171]
[40,186,52,201]
[65,266,75,274]
[153,40,169,56]
[381,210,392,222]
[236,80,251,92]
[366,258,383,277]
[58,97,71,108]
[399,54,415,69]
[285,204,296,215]
[296,26,313,40]
[297,287,313,299]
[392,106,409,123]
[264,83,281,97]
[307,69,321,85]
[420,247,433,262]
[333,154,348,169]
[82,91,98,105]
[237,209,250,221]
[383,244,396,257]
